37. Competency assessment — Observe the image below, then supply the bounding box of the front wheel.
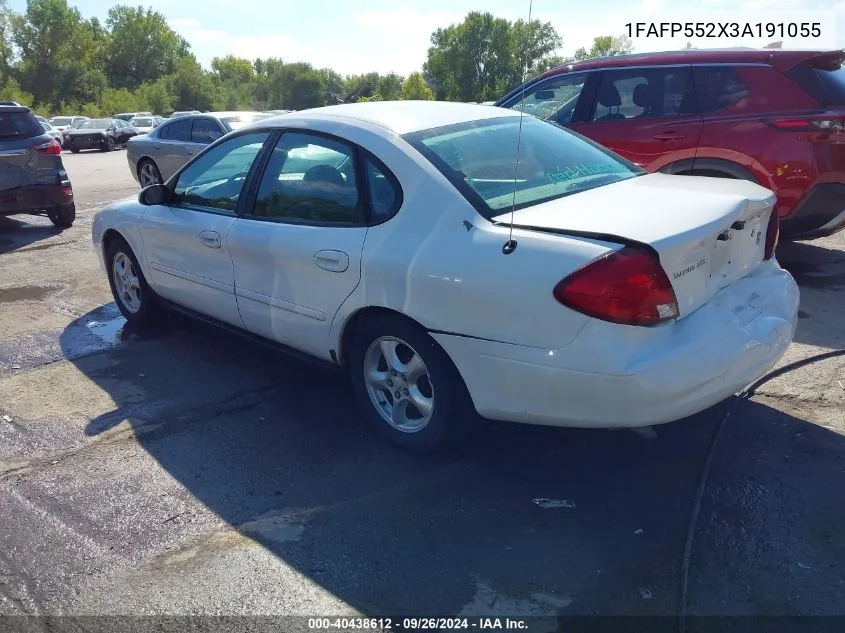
[47,203,75,228]
[105,238,159,324]
[103,137,115,152]
[349,315,475,454]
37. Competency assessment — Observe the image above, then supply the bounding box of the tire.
[137,159,163,187]
[69,144,79,154]
[103,136,115,152]
[349,314,475,454]
[47,203,75,228]
[105,237,159,325]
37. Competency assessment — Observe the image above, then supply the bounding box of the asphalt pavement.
[0,148,843,631]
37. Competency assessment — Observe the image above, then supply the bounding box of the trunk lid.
[495,173,776,318]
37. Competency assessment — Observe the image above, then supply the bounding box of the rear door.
[578,66,703,171]
[154,117,195,180]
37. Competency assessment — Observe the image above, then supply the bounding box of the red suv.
[496,48,845,240]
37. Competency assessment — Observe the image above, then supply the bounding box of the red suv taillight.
[553,247,679,327]
[766,117,845,132]
[764,210,779,260]
[34,138,61,155]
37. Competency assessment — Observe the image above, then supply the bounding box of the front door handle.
[654,131,684,141]
[199,230,221,248]
[314,249,349,272]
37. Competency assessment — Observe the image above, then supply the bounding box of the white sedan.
[91,101,799,453]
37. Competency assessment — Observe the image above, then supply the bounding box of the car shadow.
[59,306,845,620]
[777,241,845,350]
[0,214,64,254]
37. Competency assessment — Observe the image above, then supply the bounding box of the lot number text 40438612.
[625,22,821,39]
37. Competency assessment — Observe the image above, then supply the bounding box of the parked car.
[48,115,90,147]
[0,104,75,227]
[40,121,64,145]
[496,48,845,240]
[169,110,201,118]
[92,101,797,453]
[126,111,274,186]
[34,114,47,123]
[128,115,164,135]
[114,111,152,122]
[65,118,139,153]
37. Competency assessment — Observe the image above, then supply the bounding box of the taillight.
[767,119,844,132]
[553,247,679,327]
[764,210,779,260]
[34,139,61,155]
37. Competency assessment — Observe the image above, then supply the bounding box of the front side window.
[590,67,696,121]
[505,73,588,125]
[173,132,270,214]
[404,116,643,219]
[191,118,224,144]
[251,132,362,224]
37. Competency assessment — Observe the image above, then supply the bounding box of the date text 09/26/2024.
[625,22,821,38]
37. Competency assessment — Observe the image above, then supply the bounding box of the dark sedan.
[65,118,139,153]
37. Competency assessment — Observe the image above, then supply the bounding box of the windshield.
[49,117,72,126]
[130,117,153,127]
[79,119,112,129]
[221,113,272,131]
[403,116,643,218]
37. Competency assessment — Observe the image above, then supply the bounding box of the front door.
[227,131,371,360]
[139,131,272,327]
[575,66,703,171]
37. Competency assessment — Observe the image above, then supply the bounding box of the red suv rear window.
[787,57,845,105]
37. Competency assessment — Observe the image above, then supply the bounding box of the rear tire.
[103,137,115,152]
[105,237,160,325]
[47,203,75,228]
[69,143,79,154]
[137,159,163,187]
[349,314,475,454]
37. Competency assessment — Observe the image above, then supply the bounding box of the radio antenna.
[503,0,533,256]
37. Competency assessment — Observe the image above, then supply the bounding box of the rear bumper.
[434,261,798,428]
[780,183,845,239]
[0,184,74,216]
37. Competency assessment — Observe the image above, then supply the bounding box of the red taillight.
[767,119,844,132]
[553,247,679,327]
[764,210,779,260]
[34,139,61,155]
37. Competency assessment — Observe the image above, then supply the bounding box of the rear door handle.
[654,131,684,141]
[199,230,221,248]
[314,250,349,272]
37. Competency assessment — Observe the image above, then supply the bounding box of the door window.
[692,67,751,113]
[364,157,402,223]
[191,118,224,144]
[590,67,696,121]
[251,132,363,225]
[161,118,192,141]
[504,73,588,125]
[172,132,270,214]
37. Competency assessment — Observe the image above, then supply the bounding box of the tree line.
[0,0,632,117]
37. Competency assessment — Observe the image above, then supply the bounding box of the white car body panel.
[92,101,800,430]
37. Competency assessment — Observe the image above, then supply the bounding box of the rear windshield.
[79,119,112,129]
[0,110,44,139]
[49,117,72,126]
[403,116,643,218]
[220,113,272,131]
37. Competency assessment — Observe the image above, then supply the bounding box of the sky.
[8,0,845,76]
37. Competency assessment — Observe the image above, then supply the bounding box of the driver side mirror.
[535,89,555,100]
[139,184,169,206]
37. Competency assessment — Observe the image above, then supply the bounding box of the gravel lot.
[1,148,844,629]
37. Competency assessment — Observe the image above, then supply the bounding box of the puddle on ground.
[86,317,127,345]
[0,284,64,303]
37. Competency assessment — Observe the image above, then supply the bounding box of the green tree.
[344,72,379,102]
[105,5,189,90]
[401,72,434,100]
[318,68,344,104]
[587,34,633,58]
[0,0,14,83]
[268,62,325,110]
[166,55,213,111]
[0,77,33,105]
[376,72,403,100]
[98,87,140,114]
[424,12,561,102]
[135,78,174,114]
[211,55,254,85]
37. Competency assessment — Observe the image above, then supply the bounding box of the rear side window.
[589,67,696,122]
[692,67,751,114]
[786,60,845,105]
[191,118,223,144]
[0,110,45,139]
[160,118,192,141]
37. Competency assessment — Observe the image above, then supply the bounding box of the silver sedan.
[126,111,277,187]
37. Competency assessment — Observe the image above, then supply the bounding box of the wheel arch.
[336,306,422,367]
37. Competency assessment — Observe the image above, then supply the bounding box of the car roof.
[260,101,519,135]
[539,48,844,77]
